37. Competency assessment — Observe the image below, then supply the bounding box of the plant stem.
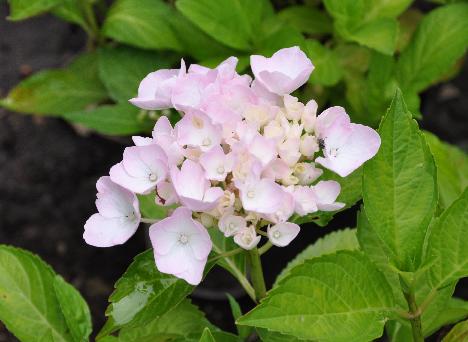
[258,241,273,255]
[248,248,267,301]
[403,290,424,342]
[141,218,159,224]
[207,248,243,263]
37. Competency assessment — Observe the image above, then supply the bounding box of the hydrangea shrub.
[1,1,467,341]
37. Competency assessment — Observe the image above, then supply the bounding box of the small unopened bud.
[200,213,214,228]
[300,134,319,157]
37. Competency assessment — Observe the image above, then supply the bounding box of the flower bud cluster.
[83,47,380,285]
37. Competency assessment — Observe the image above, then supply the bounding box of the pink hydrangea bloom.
[129,60,185,110]
[315,107,381,177]
[149,207,212,285]
[85,46,382,285]
[170,159,223,211]
[267,222,300,247]
[84,177,140,247]
[110,144,168,194]
[250,46,314,95]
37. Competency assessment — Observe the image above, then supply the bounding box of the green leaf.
[63,103,153,136]
[168,12,236,61]
[98,46,178,103]
[237,251,395,342]
[396,9,423,52]
[0,245,91,342]
[442,319,468,342]
[98,249,197,337]
[277,5,332,35]
[323,0,410,55]
[338,18,398,55]
[54,275,92,342]
[137,194,169,220]
[7,0,61,20]
[51,0,91,33]
[396,3,468,93]
[1,53,107,116]
[102,0,182,51]
[257,22,305,56]
[256,329,301,342]
[199,328,216,342]
[303,40,343,86]
[426,297,468,336]
[226,294,251,340]
[275,228,359,285]
[424,132,468,210]
[425,189,468,289]
[111,299,235,342]
[362,89,437,271]
[176,0,273,51]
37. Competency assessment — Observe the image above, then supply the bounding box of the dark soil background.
[0,2,466,341]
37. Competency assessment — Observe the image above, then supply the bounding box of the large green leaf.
[51,0,93,34]
[98,249,198,337]
[102,0,182,51]
[176,0,273,51]
[277,5,332,35]
[110,299,236,342]
[226,294,251,340]
[323,0,411,55]
[0,53,107,116]
[63,103,153,136]
[54,275,92,342]
[304,40,343,86]
[199,328,215,342]
[396,3,468,93]
[442,319,468,342]
[7,0,61,20]
[98,46,178,103]
[238,251,395,342]
[275,228,359,285]
[425,189,468,289]
[0,245,91,342]
[168,12,236,61]
[424,132,468,210]
[362,90,437,271]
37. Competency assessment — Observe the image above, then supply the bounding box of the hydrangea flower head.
[83,46,381,285]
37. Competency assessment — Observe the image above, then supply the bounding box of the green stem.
[207,248,243,263]
[403,290,424,342]
[248,248,267,301]
[258,241,273,255]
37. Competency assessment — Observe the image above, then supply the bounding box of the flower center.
[202,137,212,147]
[178,233,189,245]
[228,222,236,229]
[217,166,225,174]
[126,211,136,221]
[192,116,204,129]
[247,190,255,199]
[273,231,281,239]
[149,173,158,182]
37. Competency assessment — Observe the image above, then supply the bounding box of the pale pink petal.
[237,178,285,214]
[313,180,345,211]
[218,213,247,237]
[175,111,221,151]
[293,186,318,216]
[83,213,139,247]
[267,222,300,247]
[129,68,179,110]
[233,226,261,250]
[251,46,314,95]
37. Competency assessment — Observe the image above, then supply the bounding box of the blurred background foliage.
[1,0,467,134]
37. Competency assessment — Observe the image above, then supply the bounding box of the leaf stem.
[258,241,273,256]
[248,248,267,301]
[403,290,424,342]
[141,218,159,224]
[207,248,243,263]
